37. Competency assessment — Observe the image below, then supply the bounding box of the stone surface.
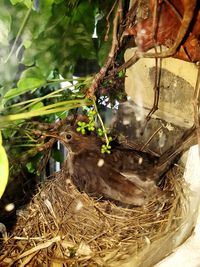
[113,100,186,156]
[124,48,198,127]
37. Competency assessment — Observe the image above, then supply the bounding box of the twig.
[105,0,118,41]
[117,0,197,72]
[152,0,159,43]
[9,236,61,265]
[93,99,110,146]
[87,0,122,97]
[142,0,197,58]
[141,48,162,134]
[140,126,163,151]
[117,51,139,73]
[164,0,182,21]
[193,63,200,153]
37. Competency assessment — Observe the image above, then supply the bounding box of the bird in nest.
[47,119,197,207]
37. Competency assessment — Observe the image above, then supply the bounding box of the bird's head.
[58,128,101,154]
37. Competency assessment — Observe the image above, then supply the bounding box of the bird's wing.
[98,159,155,206]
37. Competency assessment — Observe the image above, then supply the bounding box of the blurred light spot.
[5,203,15,212]
[159,130,167,148]
[97,159,104,167]
[140,29,146,35]
[138,157,143,165]
[76,200,83,211]
[66,179,71,185]
[123,118,130,125]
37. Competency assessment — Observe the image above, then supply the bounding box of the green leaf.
[0,133,9,199]
[0,7,11,45]
[17,77,45,91]
[10,0,19,4]
[20,66,46,81]
[23,0,32,8]
[26,161,35,173]
[54,0,65,3]
[23,39,32,48]
[10,0,32,8]
[3,67,46,100]
[4,75,46,101]
[3,79,45,101]
[30,0,54,39]
[29,101,44,111]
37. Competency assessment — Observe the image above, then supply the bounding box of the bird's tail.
[152,125,198,181]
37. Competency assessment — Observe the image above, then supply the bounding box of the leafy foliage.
[0,0,116,197]
[0,0,113,107]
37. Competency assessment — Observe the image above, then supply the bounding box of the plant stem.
[4,6,32,64]
[92,98,109,145]
[0,99,92,126]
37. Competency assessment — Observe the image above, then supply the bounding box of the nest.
[0,166,189,267]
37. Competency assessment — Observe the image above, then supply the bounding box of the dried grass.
[0,166,190,267]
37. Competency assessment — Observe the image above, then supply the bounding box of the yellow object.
[0,132,9,199]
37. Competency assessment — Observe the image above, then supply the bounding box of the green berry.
[88,110,96,116]
[88,126,95,131]
[81,129,86,134]
[97,128,104,136]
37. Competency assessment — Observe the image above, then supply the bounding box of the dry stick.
[117,0,160,72]
[117,0,197,72]
[140,126,163,151]
[121,1,189,131]
[149,56,160,110]
[8,236,61,266]
[193,63,200,152]
[32,115,75,131]
[164,0,182,21]
[143,2,174,125]
[117,0,123,33]
[105,0,118,41]
[146,55,162,116]
[152,0,159,41]
[140,49,162,135]
[117,51,139,73]
[142,0,197,58]
[87,0,122,98]
[119,0,138,46]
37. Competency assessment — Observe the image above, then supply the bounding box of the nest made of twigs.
[0,165,189,267]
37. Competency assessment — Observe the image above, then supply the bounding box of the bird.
[52,121,197,207]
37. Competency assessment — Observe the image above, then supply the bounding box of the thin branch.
[193,63,200,153]
[164,0,182,21]
[140,126,163,151]
[142,0,197,58]
[105,0,118,41]
[9,236,61,265]
[87,0,122,97]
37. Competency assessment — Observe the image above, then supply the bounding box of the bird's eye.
[66,133,72,140]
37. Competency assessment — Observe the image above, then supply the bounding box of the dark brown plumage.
[57,125,196,207]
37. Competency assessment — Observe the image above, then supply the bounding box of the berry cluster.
[76,110,112,154]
